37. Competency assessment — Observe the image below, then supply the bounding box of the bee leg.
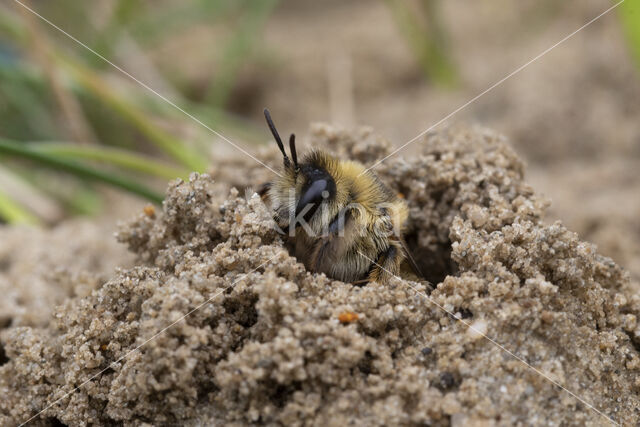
[308,237,336,273]
[367,243,403,284]
[257,182,271,202]
[308,209,354,275]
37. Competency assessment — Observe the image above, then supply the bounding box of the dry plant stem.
[17,1,97,145]
[328,50,355,126]
[115,33,183,105]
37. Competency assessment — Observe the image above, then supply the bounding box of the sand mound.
[1,125,639,426]
[0,221,133,329]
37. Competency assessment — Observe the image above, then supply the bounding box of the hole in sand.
[222,294,259,328]
[279,229,458,285]
[266,381,302,408]
[0,343,8,366]
[625,330,640,354]
[450,308,473,320]
[404,232,459,286]
[358,351,374,376]
[0,317,12,329]
[435,371,460,392]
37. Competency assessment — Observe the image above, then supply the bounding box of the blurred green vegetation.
[0,0,461,225]
[383,0,457,87]
[0,0,278,225]
[619,0,640,72]
[0,0,637,226]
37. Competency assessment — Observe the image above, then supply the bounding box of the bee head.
[294,154,337,223]
[264,109,337,229]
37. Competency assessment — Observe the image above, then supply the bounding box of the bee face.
[270,151,340,233]
[262,109,419,284]
[295,163,336,223]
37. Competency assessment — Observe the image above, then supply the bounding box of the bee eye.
[296,179,328,220]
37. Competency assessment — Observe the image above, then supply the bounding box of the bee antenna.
[263,108,290,165]
[289,134,298,169]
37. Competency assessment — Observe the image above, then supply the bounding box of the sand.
[1,124,639,426]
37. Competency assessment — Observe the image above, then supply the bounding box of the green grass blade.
[29,142,190,180]
[1,12,206,171]
[0,6,25,40]
[206,0,279,107]
[56,56,207,171]
[384,0,457,87]
[0,138,164,204]
[0,187,39,225]
[619,0,640,71]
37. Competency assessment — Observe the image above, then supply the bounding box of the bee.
[260,109,421,284]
